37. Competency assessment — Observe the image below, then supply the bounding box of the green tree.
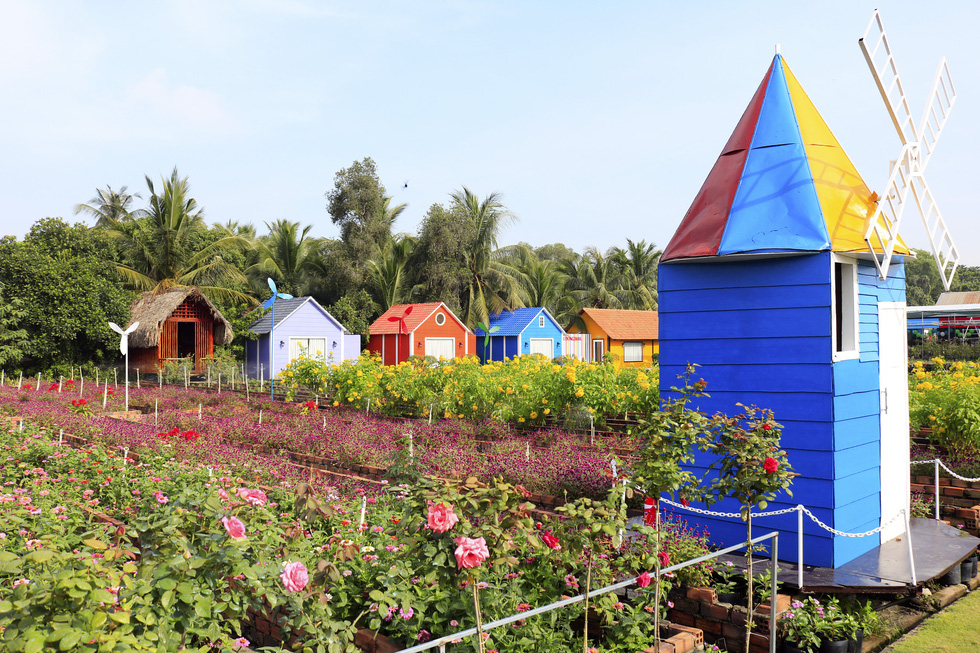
[327,289,380,344]
[611,238,661,310]
[74,185,144,228]
[562,246,627,310]
[365,234,416,310]
[451,187,521,329]
[0,219,132,373]
[407,202,475,315]
[905,248,944,305]
[106,168,253,303]
[0,284,28,368]
[246,220,319,296]
[325,158,404,275]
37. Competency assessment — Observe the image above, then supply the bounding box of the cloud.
[126,68,238,136]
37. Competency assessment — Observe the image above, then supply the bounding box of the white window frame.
[434,313,446,326]
[623,341,643,363]
[592,339,605,363]
[529,338,553,358]
[425,337,455,359]
[538,315,545,328]
[832,254,860,361]
[289,337,328,363]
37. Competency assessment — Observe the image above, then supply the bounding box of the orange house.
[368,303,476,365]
[569,308,658,367]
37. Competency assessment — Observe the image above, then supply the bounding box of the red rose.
[657,550,670,567]
[541,531,561,550]
[763,457,779,474]
[636,571,652,588]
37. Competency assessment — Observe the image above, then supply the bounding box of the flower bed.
[0,422,717,653]
[282,352,659,428]
[0,385,622,502]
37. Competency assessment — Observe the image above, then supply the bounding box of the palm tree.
[246,220,318,296]
[75,185,144,228]
[451,187,522,328]
[612,239,661,310]
[106,168,253,303]
[562,246,627,311]
[365,234,416,310]
[501,244,566,312]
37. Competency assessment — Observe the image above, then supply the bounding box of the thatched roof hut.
[126,287,232,372]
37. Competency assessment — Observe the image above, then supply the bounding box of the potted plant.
[714,560,744,604]
[780,597,856,653]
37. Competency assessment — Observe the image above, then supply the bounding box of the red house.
[368,303,476,365]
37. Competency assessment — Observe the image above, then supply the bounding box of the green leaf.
[368,590,385,602]
[161,590,174,609]
[0,551,18,562]
[90,611,108,630]
[194,597,212,619]
[108,611,130,624]
[156,578,176,591]
[83,538,108,550]
[59,631,81,650]
[25,635,44,653]
[29,549,56,564]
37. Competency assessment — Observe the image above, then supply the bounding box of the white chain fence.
[657,497,916,587]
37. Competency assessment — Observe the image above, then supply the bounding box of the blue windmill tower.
[658,14,960,568]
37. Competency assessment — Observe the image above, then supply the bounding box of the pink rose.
[237,488,268,506]
[222,516,247,540]
[453,536,489,570]
[763,457,779,474]
[657,550,670,567]
[636,571,652,588]
[427,503,460,533]
[218,488,229,500]
[281,561,309,592]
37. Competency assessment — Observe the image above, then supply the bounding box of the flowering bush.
[909,358,980,454]
[281,351,660,428]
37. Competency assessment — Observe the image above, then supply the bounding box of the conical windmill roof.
[662,54,908,262]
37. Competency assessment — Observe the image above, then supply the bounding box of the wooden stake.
[154,399,158,426]
[18,371,22,390]
[58,376,63,393]
[198,403,202,421]
[36,373,41,392]
[136,368,140,389]
[114,368,117,388]
[103,380,108,409]
[80,368,84,395]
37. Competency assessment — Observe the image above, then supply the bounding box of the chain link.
[659,498,906,539]
[910,458,980,482]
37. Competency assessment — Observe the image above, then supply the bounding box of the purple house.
[246,296,360,380]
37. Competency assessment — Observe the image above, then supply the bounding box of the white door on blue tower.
[879,301,910,544]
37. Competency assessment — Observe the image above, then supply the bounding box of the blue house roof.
[474,308,562,337]
[249,297,347,335]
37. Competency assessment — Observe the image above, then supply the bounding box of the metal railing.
[397,531,780,653]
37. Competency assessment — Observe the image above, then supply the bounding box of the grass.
[884,590,980,652]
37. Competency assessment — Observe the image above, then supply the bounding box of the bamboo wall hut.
[127,287,233,373]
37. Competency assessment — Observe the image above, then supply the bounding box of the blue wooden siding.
[659,252,905,568]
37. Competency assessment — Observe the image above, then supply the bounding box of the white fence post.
[935,459,941,520]
[797,505,804,590]
[904,509,917,585]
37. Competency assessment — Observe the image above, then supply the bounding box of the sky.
[1,1,979,264]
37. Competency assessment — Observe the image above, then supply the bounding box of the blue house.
[658,54,911,569]
[474,308,566,363]
[246,297,360,380]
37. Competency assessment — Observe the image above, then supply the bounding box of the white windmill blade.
[908,175,960,291]
[859,9,918,145]
[109,322,124,335]
[916,57,956,173]
[865,145,915,281]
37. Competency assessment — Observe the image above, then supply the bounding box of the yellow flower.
[928,415,937,422]
[544,408,550,415]
[575,387,584,398]
[541,398,548,404]
[530,412,538,419]
[518,417,525,423]
[333,401,339,406]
